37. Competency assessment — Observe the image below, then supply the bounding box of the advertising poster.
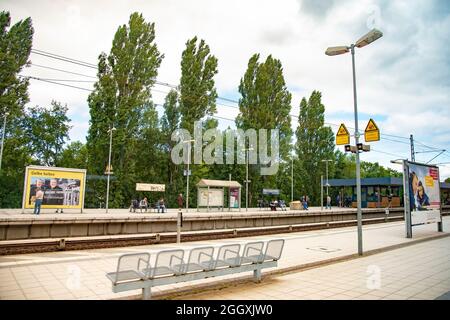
[23,166,86,209]
[406,162,441,226]
[198,188,224,207]
[229,187,240,208]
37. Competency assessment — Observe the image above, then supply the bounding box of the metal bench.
[106,239,285,300]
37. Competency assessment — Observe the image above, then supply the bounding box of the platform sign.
[336,124,350,145]
[263,189,280,195]
[22,166,86,211]
[136,183,165,192]
[364,119,380,142]
[402,161,443,238]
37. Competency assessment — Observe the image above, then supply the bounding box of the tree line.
[0,11,401,209]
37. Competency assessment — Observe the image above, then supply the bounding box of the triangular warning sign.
[365,119,378,132]
[337,124,349,136]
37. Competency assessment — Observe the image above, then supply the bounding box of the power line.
[31,50,97,69]
[21,75,94,92]
[30,63,97,79]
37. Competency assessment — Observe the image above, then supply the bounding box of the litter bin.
[290,201,301,210]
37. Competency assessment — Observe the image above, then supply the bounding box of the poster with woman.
[407,162,441,226]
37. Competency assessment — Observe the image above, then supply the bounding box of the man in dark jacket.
[177,194,184,210]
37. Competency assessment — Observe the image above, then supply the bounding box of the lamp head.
[325,46,350,56]
[355,28,383,48]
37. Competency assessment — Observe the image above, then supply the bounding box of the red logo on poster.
[429,168,438,180]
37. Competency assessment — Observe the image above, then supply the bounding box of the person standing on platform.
[326,195,332,209]
[177,194,184,210]
[34,187,44,215]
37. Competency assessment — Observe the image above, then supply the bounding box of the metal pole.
[326,161,329,198]
[106,127,113,213]
[321,175,323,211]
[291,157,294,202]
[186,142,190,213]
[351,45,363,256]
[246,149,249,211]
[410,134,415,162]
[0,113,8,172]
[177,210,182,243]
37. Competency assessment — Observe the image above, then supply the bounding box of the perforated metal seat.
[240,241,265,264]
[262,239,285,261]
[209,244,241,270]
[142,249,185,278]
[106,252,150,285]
[180,246,215,273]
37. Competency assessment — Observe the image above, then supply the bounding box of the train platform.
[0,216,448,300]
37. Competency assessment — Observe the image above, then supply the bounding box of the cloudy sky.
[2,0,450,179]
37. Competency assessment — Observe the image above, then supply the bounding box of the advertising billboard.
[404,161,442,227]
[229,187,240,208]
[23,166,86,210]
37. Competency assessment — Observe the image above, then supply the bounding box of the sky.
[2,0,450,179]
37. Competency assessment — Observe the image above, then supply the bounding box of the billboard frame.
[402,160,443,238]
[22,165,87,214]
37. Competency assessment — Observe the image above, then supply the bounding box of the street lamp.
[0,112,10,172]
[183,139,195,213]
[291,156,294,203]
[243,147,254,211]
[325,28,383,256]
[105,126,116,213]
[321,159,333,206]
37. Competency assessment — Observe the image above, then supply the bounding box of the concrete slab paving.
[0,216,448,300]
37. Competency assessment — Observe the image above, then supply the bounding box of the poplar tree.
[236,54,292,206]
[0,11,34,208]
[295,91,334,205]
[86,12,164,207]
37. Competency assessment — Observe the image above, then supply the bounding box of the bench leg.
[142,287,152,300]
[253,268,262,282]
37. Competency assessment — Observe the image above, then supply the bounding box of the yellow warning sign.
[364,118,380,142]
[336,123,350,145]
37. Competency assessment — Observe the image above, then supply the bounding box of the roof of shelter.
[196,179,242,188]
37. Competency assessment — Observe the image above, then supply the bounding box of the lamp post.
[0,112,9,172]
[105,126,116,213]
[326,28,383,256]
[183,139,195,213]
[244,147,254,211]
[321,159,333,201]
[291,156,294,203]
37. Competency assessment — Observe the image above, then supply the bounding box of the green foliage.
[86,12,164,208]
[295,91,335,205]
[57,141,87,169]
[0,11,34,208]
[24,101,71,166]
[179,36,218,133]
[236,54,293,205]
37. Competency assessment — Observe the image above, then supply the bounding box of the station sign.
[336,123,350,145]
[136,183,165,192]
[364,118,380,142]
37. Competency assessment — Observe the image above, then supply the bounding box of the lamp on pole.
[0,112,9,172]
[105,126,116,213]
[326,28,383,256]
[183,139,195,213]
[244,147,254,211]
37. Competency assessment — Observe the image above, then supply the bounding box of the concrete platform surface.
[0,216,448,300]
